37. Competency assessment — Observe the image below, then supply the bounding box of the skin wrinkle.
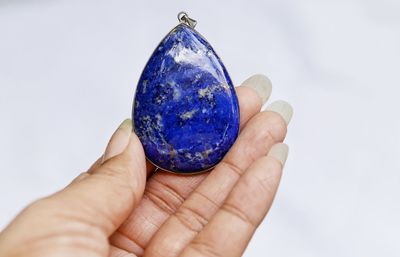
[183,238,224,257]
[111,198,167,254]
[144,188,180,215]
[220,201,258,231]
[174,200,210,233]
[111,231,146,256]
[254,158,283,196]
[112,170,209,255]
[150,176,186,205]
[217,160,244,177]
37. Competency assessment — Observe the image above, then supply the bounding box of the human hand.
[0,74,292,257]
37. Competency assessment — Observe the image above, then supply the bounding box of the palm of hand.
[0,76,291,257]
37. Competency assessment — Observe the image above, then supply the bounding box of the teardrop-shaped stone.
[133,24,240,174]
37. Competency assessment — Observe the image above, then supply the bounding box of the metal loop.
[177,11,188,22]
[177,11,197,28]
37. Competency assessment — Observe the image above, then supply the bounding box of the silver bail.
[177,11,197,29]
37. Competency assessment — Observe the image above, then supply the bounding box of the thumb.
[49,118,147,235]
[0,119,146,257]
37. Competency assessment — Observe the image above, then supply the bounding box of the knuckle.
[221,201,257,229]
[173,190,219,233]
[258,172,281,196]
[188,239,222,257]
[145,178,185,215]
[218,159,244,177]
[175,203,208,233]
[251,160,282,195]
[96,165,136,192]
[100,161,133,180]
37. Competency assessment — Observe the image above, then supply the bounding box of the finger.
[47,119,147,235]
[102,119,133,162]
[144,101,292,257]
[179,143,288,257]
[241,74,272,103]
[103,119,156,175]
[110,75,271,255]
[237,74,271,129]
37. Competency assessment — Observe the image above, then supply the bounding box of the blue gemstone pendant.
[133,12,240,174]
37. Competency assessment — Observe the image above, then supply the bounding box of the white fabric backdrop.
[1,0,399,256]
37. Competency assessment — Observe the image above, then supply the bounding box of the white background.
[1,0,399,256]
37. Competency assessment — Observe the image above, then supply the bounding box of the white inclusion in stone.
[155,114,163,129]
[168,81,181,101]
[169,149,178,158]
[198,85,218,100]
[195,152,203,160]
[142,115,151,122]
[142,80,148,94]
[221,83,230,93]
[173,87,181,100]
[202,149,213,158]
[194,149,213,160]
[193,74,202,83]
[167,81,182,101]
[160,59,167,72]
[198,88,209,98]
[155,94,167,104]
[180,109,198,120]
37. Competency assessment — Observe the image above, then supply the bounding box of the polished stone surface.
[133,24,239,173]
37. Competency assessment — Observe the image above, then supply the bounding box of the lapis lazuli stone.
[133,24,240,174]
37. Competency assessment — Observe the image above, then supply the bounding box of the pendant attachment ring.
[177,11,197,29]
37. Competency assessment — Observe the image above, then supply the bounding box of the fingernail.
[241,74,272,104]
[102,119,132,163]
[268,143,289,166]
[265,100,293,125]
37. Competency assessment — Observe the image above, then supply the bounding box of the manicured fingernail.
[102,119,132,163]
[241,74,272,104]
[268,143,289,166]
[265,100,293,125]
